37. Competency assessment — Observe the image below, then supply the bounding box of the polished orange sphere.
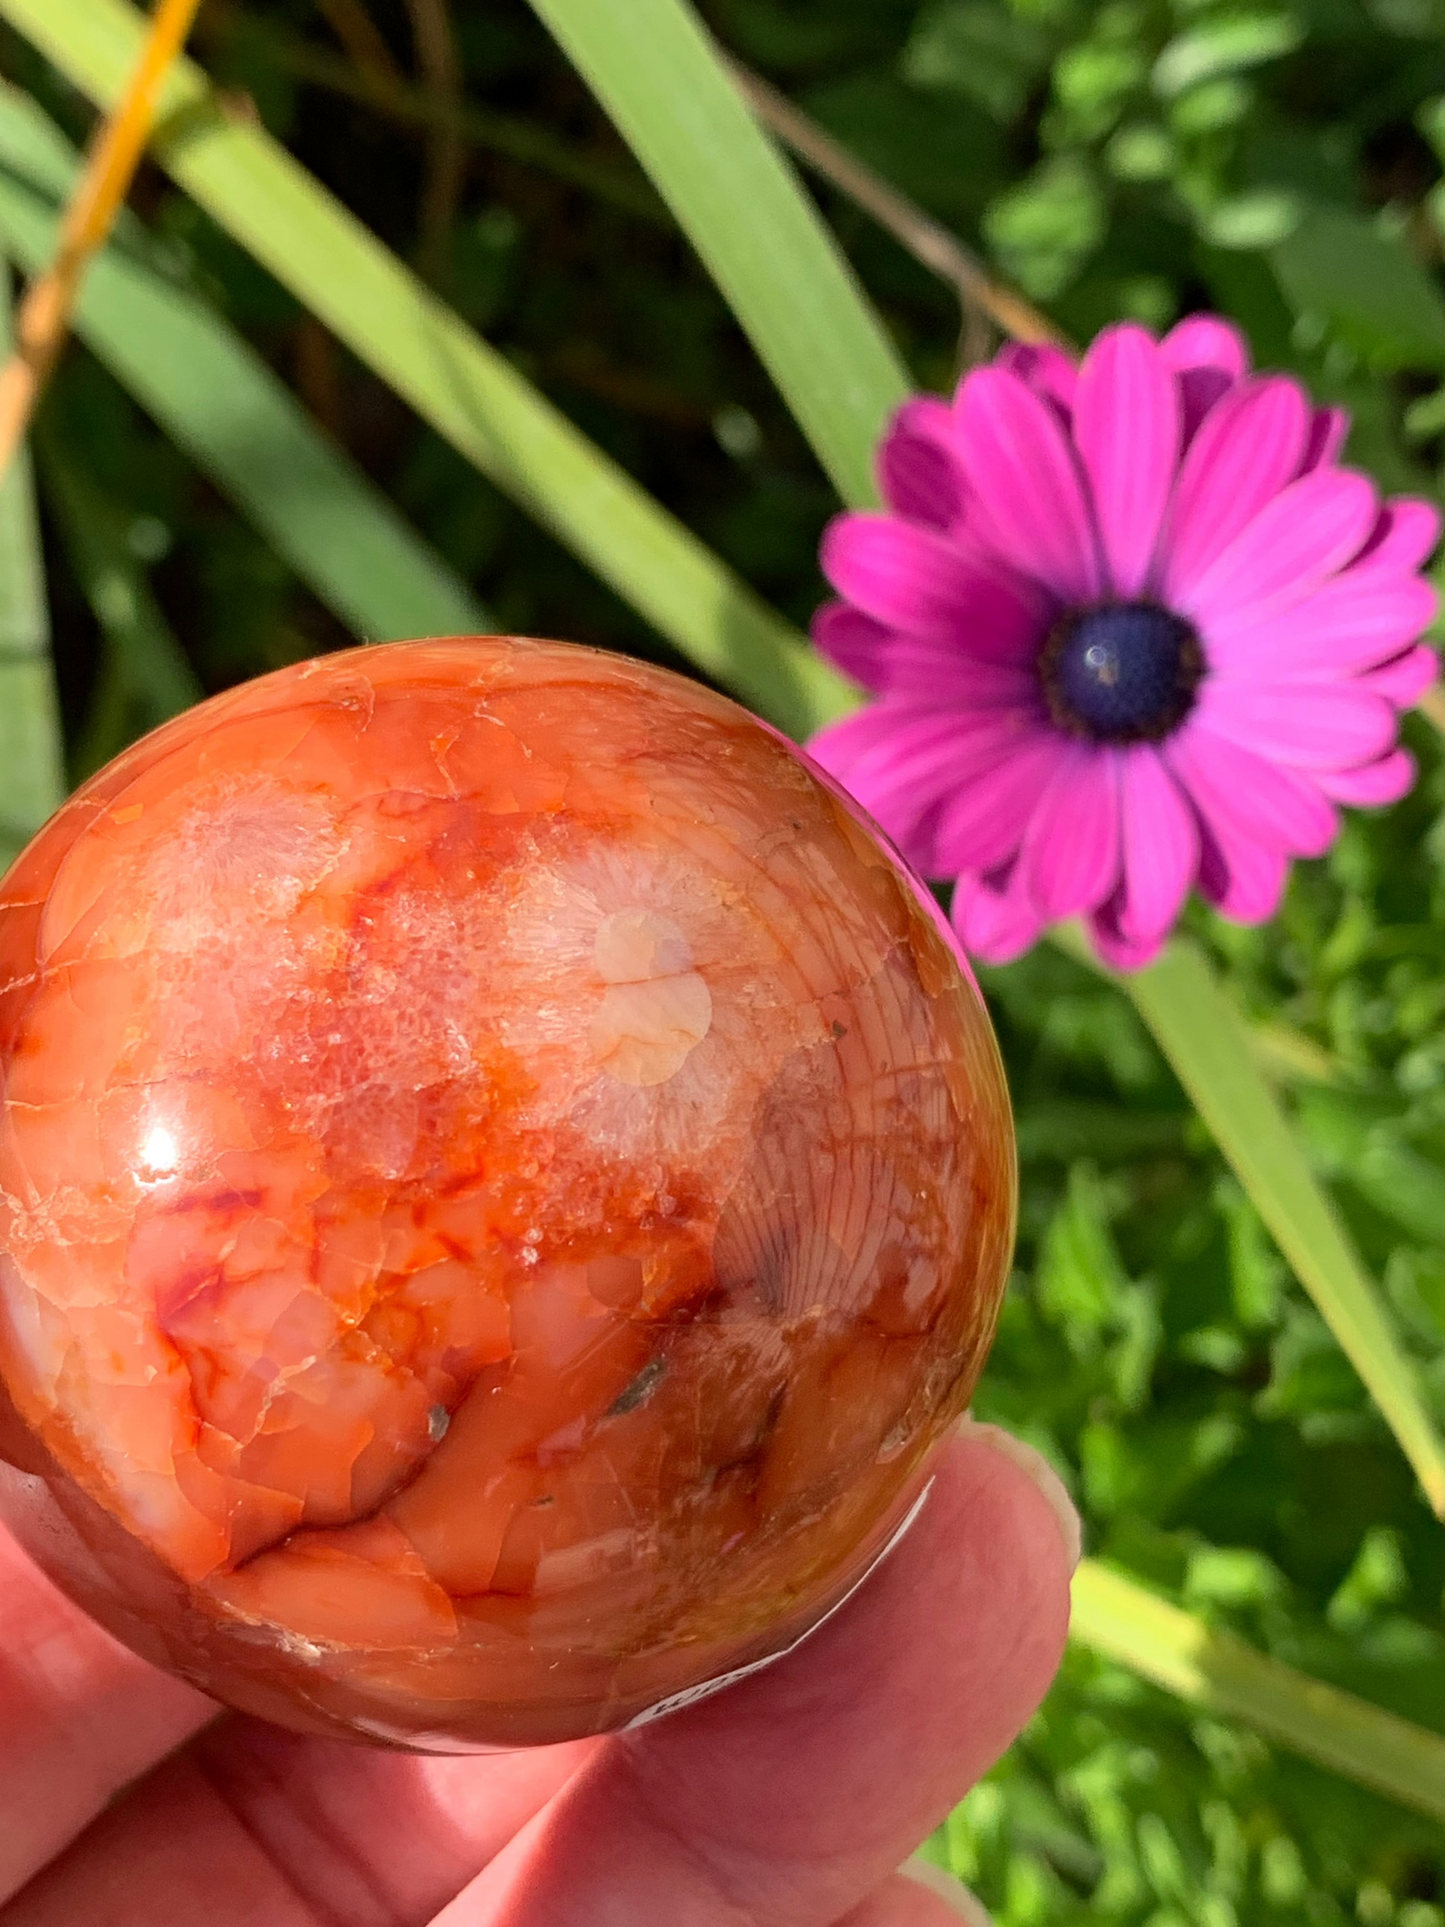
[0,638,1014,1749]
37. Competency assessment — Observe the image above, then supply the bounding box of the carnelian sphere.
[0,637,1015,1749]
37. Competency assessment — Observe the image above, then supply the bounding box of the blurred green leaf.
[1152,14,1303,100]
[1295,1088,1445,1249]
[1271,207,1445,373]
[1419,94,1445,162]
[983,155,1106,300]
[1013,1098,1186,1163]
[527,0,910,510]
[1328,1528,1409,1633]
[1105,123,1175,182]
[1037,1163,1130,1350]
[1052,41,1147,143]
[0,263,63,864]
[901,0,1052,124]
[0,0,853,738]
[1202,187,1300,251]
[0,82,484,645]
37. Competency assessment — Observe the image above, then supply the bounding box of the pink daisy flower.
[808,318,1441,969]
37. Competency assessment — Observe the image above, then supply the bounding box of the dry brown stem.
[313,0,401,82]
[725,59,1069,352]
[0,0,205,482]
[401,0,466,276]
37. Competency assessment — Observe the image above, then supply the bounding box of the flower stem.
[1072,1560,1445,1822]
[0,0,204,483]
[400,0,465,280]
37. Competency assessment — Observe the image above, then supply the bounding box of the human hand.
[0,1421,1076,1926]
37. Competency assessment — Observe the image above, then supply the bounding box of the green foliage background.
[7,0,1445,1920]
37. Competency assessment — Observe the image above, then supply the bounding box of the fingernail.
[960,1418,1082,1573]
[899,1856,992,1924]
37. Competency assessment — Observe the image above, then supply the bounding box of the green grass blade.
[0,83,484,644]
[0,0,855,739]
[1072,1560,1445,1824]
[37,433,202,776]
[0,264,63,863]
[1057,928,1445,1518]
[527,0,909,509]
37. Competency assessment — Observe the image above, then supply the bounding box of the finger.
[1,1723,598,1927]
[837,1866,989,1926]
[192,1720,598,1926]
[438,1422,1076,1927]
[0,1518,215,1905]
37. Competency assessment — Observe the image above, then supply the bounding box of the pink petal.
[930,731,1070,876]
[1072,324,1182,599]
[875,645,1041,707]
[1088,895,1171,971]
[1359,643,1439,707]
[1197,830,1288,924]
[1015,744,1122,922]
[806,700,905,778]
[1205,574,1437,679]
[1160,377,1311,601]
[995,342,1079,417]
[956,366,1103,604]
[879,397,966,530]
[1160,315,1251,381]
[1194,677,1397,769]
[1349,497,1442,577]
[1180,468,1379,630]
[821,514,1052,662]
[1166,721,1338,856]
[1160,315,1251,445]
[813,597,1047,705]
[812,603,892,691]
[1314,749,1416,807]
[811,711,966,867]
[1116,745,1198,943]
[813,603,1041,706]
[952,868,1047,965]
[813,703,980,791]
[1300,407,1348,474]
[826,708,1051,877]
[1165,730,1293,921]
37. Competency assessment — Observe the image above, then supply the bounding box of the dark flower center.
[1038,601,1204,745]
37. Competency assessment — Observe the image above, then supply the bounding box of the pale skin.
[0,1424,1075,1927]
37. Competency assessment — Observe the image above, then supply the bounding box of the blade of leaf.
[526,0,910,509]
[0,0,856,739]
[1071,1559,1445,1824]
[1056,927,1445,1519]
[0,81,484,644]
[37,430,202,776]
[0,262,63,864]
